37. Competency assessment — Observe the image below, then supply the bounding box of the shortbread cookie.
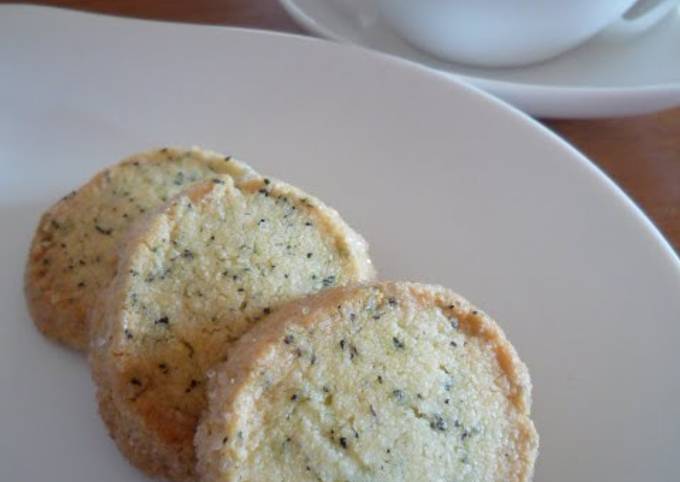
[90,175,375,480]
[197,282,538,482]
[25,147,256,350]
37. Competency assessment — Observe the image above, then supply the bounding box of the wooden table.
[17,0,680,252]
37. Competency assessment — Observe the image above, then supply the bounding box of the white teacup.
[375,0,680,67]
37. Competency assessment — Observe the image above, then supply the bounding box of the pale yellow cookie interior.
[198,284,537,482]
[91,174,374,479]
[26,147,254,350]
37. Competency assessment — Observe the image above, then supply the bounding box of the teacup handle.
[607,0,678,34]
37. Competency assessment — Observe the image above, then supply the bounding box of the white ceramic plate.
[1,5,679,482]
[281,0,680,118]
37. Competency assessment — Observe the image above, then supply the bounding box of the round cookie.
[25,147,256,350]
[90,174,375,481]
[196,282,538,482]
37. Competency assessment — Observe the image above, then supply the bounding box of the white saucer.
[281,0,680,118]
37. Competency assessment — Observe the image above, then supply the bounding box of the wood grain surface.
[11,0,680,252]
